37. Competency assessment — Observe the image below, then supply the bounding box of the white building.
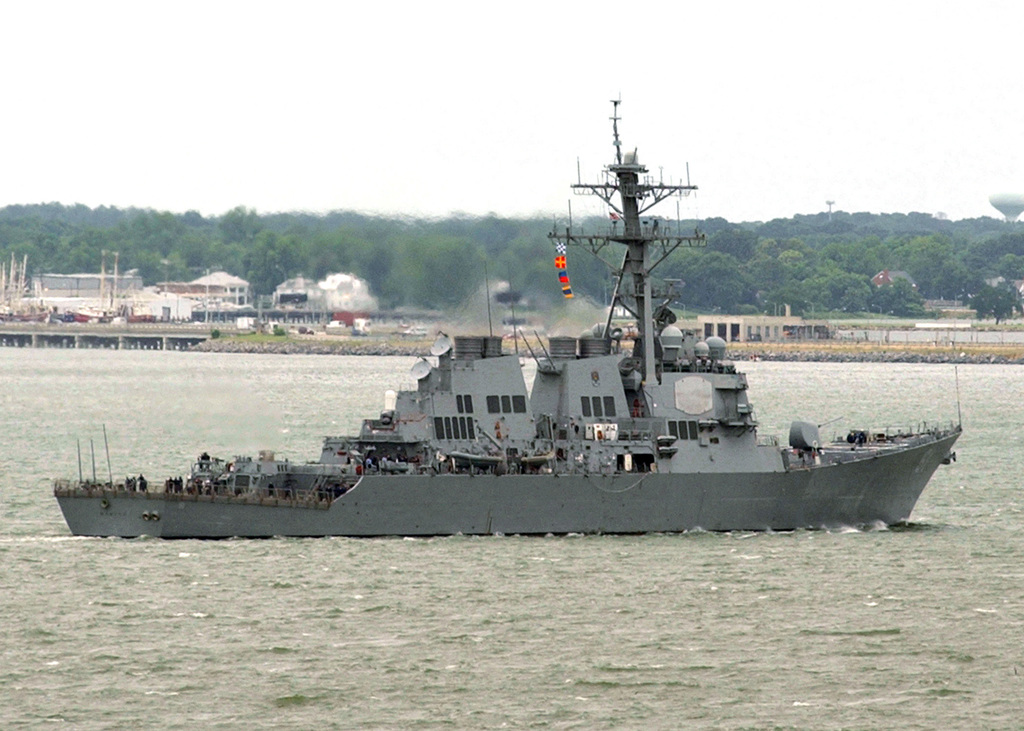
[696,313,831,342]
[159,271,251,310]
[189,271,251,306]
[134,290,196,321]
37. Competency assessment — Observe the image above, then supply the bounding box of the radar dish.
[410,359,432,380]
[653,305,677,327]
[430,333,452,356]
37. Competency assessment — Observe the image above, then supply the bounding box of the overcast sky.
[3,1,1022,223]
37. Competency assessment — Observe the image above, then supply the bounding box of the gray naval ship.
[54,102,961,538]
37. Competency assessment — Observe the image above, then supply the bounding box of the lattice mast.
[550,100,706,384]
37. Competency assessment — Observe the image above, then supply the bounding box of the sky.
[3,1,1023,223]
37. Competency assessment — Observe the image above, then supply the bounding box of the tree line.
[1,203,1022,320]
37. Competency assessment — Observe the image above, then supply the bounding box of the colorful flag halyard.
[554,245,573,298]
[609,211,621,221]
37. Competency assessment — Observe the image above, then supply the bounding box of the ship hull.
[55,431,959,538]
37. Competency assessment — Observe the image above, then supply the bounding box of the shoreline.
[724,341,1024,364]
[189,337,430,357]
[189,337,1024,364]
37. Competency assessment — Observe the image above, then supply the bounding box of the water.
[2,349,1023,728]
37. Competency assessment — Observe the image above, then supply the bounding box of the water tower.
[989,193,1024,222]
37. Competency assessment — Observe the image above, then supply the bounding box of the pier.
[0,323,213,350]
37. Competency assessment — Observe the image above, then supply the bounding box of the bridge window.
[501,395,512,413]
[579,396,612,418]
[512,395,526,413]
[434,417,444,438]
[668,420,699,439]
[486,395,500,413]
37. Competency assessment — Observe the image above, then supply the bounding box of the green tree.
[962,233,1024,275]
[745,239,789,294]
[996,253,1024,282]
[803,268,872,313]
[762,282,810,317]
[930,259,978,302]
[869,278,925,318]
[894,235,955,298]
[219,206,263,245]
[670,250,754,312]
[383,235,485,309]
[971,284,1019,323]
[709,228,758,261]
[120,211,186,257]
[243,231,302,295]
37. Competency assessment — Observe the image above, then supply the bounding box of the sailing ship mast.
[112,251,119,311]
[99,250,107,313]
[550,100,706,384]
[1,254,30,312]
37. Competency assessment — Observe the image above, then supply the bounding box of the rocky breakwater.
[190,338,429,357]
[731,343,1024,365]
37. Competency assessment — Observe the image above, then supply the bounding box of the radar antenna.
[611,97,622,165]
[550,100,706,384]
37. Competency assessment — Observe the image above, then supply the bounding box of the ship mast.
[550,100,706,384]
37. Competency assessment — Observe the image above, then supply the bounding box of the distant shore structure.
[989,193,1024,222]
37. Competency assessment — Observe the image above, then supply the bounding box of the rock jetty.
[737,349,1024,365]
[190,338,429,357]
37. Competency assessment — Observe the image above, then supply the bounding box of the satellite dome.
[660,325,684,349]
[660,325,684,363]
[706,336,727,361]
[989,193,1024,222]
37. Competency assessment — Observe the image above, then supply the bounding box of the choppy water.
[2,349,1023,729]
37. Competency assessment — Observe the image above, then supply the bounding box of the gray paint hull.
[56,431,959,538]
